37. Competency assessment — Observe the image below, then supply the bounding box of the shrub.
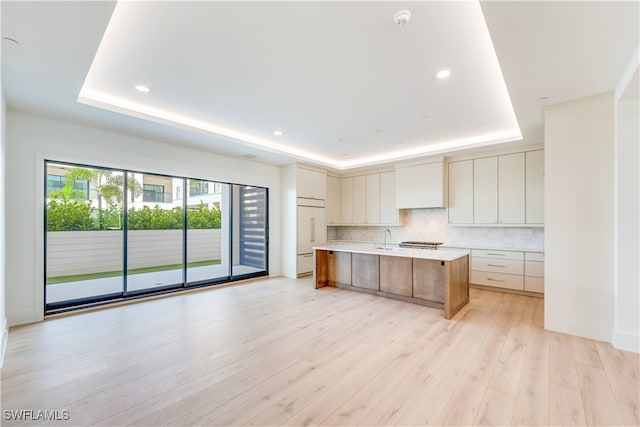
[47,199,95,231]
[187,204,222,229]
[47,202,222,231]
[127,205,183,230]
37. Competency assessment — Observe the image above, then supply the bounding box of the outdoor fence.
[46,229,223,276]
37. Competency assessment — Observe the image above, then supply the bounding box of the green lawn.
[46,259,221,285]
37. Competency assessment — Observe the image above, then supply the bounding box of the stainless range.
[399,241,443,250]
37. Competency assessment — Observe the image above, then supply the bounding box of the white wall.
[0,83,7,366]
[5,111,282,326]
[544,93,615,343]
[280,164,297,278]
[330,208,544,251]
[613,49,639,352]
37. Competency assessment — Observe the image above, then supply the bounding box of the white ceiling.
[2,1,638,171]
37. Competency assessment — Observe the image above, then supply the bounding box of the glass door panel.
[45,163,124,306]
[231,185,268,278]
[126,173,184,293]
[186,180,230,284]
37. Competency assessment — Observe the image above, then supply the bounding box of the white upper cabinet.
[326,175,341,225]
[498,153,525,224]
[340,177,354,224]
[473,157,498,224]
[448,160,474,224]
[366,173,381,224]
[379,171,397,224]
[312,169,327,200]
[526,150,544,224]
[447,150,543,226]
[329,171,398,226]
[297,167,326,200]
[395,161,445,209]
[352,175,367,224]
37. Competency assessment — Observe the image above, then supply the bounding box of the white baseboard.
[613,330,640,353]
[7,308,43,327]
[0,317,7,369]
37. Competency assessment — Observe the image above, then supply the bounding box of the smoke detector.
[394,10,411,26]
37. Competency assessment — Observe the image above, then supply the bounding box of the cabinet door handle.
[487,278,505,282]
[303,254,313,258]
[487,253,506,256]
[311,217,315,242]
[488,264,505,268]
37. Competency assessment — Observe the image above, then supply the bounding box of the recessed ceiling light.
[436,69,451,79]
[273,130,283,136]
[135,85,150,93]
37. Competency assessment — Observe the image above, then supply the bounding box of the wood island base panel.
[313,246,470,319]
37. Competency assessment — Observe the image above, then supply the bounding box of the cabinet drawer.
[525,252,544,262]
[524,260,544,277]
[471,270,523,290]
[471,249,523,261]
[471,257,523,275]
[297,253,314,275]
[525,276,544,293]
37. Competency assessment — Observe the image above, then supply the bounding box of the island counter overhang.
[313,245,470,319]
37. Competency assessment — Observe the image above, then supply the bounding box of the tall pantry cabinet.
[282,164,329,278]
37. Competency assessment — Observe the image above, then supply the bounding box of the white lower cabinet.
[524,252,544,293]
[470,249,544,294]
[524,276,544,293]
[297,254,314,275]
[471,257,523,275]
[470,270,524,290]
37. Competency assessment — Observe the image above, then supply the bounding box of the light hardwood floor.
[1,277,638,426]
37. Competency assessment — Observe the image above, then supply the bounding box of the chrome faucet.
[384,229,391,250]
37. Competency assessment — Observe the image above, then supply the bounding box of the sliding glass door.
[186,179,230,285]
[45,163,125,306]
[126,173,184,294]
[44,160,268,312]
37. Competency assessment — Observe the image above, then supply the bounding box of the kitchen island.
[313,244,470,319]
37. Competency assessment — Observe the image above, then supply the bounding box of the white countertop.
[442,244,543,253]
[326,240,543,254]
[313,243,469,262]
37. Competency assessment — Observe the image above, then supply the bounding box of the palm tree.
[63,167,142,209]
[48,185,87,202]
[61,167,143,229]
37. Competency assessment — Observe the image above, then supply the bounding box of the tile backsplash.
[328,208,544,251]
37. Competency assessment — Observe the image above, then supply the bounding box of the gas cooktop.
[399,241,443,249]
